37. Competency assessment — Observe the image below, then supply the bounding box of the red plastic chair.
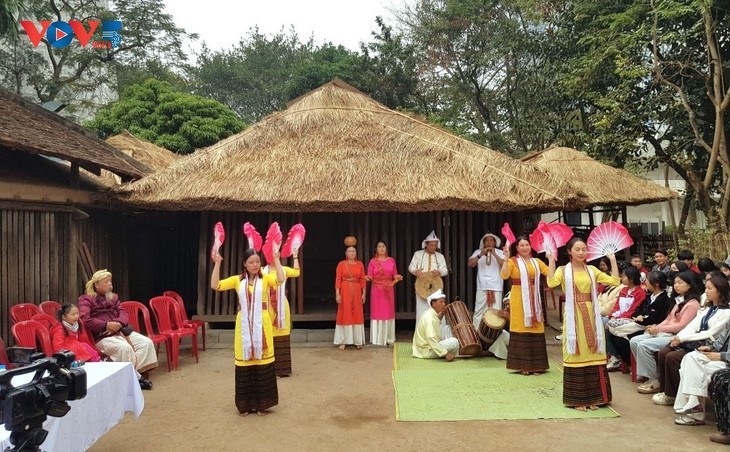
[163,290,206,351]
[10,303,43,324]
[149,296,199,370]
[12,320,53,356]
[121,301,172,372]
[39,301,62,317]
[31,313,59,330]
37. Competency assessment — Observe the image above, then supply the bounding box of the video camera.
[0,351,87,451]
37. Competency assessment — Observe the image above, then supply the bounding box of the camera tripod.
[5,416,48,452]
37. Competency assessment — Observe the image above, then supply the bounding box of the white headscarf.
[480,233,502,248]
[426,288,446,304]
[422,230,440,249]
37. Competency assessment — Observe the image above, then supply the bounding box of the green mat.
[394,341,505,370]
[393,343,619,421]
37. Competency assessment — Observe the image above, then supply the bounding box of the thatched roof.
[106,131,180,172]
[521,146,677,206]
[0,88,151,180]
[115,79,583,212]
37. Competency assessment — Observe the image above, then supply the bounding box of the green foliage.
[84,79,244,154]
[194,20,424,124]
[194,28,313,124]
[678,226,728,262]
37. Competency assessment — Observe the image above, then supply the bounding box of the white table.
[0,361,144,451]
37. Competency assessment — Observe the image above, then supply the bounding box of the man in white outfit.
[409,230,449,325]
[468,232,506,329]
[412,289,459,360]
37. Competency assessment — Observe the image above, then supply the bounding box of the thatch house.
[522,146,678,259]
[521,146,677,227]
[104,131,180,178]
[0,88,151,343]
[115,79,584,323]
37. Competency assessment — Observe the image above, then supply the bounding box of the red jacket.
[610,286,647,319]
[51,323,101,362]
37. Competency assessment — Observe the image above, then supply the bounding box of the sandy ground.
[88,304,729,452]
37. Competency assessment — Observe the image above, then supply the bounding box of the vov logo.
[19,20,122,49]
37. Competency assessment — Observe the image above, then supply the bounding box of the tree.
[194,21,425,124]
[85,79,245,154]
[358,17,424,112]
[194,28,313,124]
[394,0,569,154]
[0,0,27,40]
[534,0,730,236]
[0,0,195,115]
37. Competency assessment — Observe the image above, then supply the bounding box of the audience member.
[652,249,672,274]
[632,271,702,395]
[78,269,158,390]
[51,303,101,363]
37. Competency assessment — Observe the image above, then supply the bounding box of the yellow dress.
[547,265,620,367]
[218,273,278,367]
[269,266,300,337]
[503,257,549,333]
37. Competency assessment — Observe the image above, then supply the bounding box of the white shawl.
[564,262,602,355]
[238,275,264,361]
[516,256,543,327]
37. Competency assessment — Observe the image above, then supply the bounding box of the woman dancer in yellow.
[211,244,285,416]
[501,236,549,374]
[547,237,619,411]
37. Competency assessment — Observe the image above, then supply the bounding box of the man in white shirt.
[409,230,449,324]
[412,289,459,360]
[468,232,506,329]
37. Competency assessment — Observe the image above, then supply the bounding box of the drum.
[443,300,482,356]
[415,273,444,299]
[478,309,506,347]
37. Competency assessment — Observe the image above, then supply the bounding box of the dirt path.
[90,340,724,452]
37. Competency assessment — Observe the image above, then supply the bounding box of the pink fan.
[529,228,543,253]
[538,222,558,257]
[586,221,634,261]
[501,223,516,248]
[242,222,263,252]
[281,223,306,257]
[210,222,225,260]
[262,222,283,264]
[547,223,573,248]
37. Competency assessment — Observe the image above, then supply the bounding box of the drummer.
[468,232,506,329]
[409,230,449,325]
[412,289,459,361]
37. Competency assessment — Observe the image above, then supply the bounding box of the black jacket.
[634,291,673,326]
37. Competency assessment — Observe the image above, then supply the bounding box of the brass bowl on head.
[344,236,357,247]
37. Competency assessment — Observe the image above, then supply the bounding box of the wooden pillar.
[67,213,78,305]
[196,211,209,319]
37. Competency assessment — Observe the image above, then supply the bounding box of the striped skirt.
[563,365,612,407]
[506,332,549,373]
[234,363,278,413]
[274,335,292,377]
[712,368,730,434]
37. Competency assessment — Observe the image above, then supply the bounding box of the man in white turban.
[412,289,459,360]
[78,269,158,390]
[409,230,449,324]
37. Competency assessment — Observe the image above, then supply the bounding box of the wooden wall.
[0,203,131,346]
[196,210,529,323]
